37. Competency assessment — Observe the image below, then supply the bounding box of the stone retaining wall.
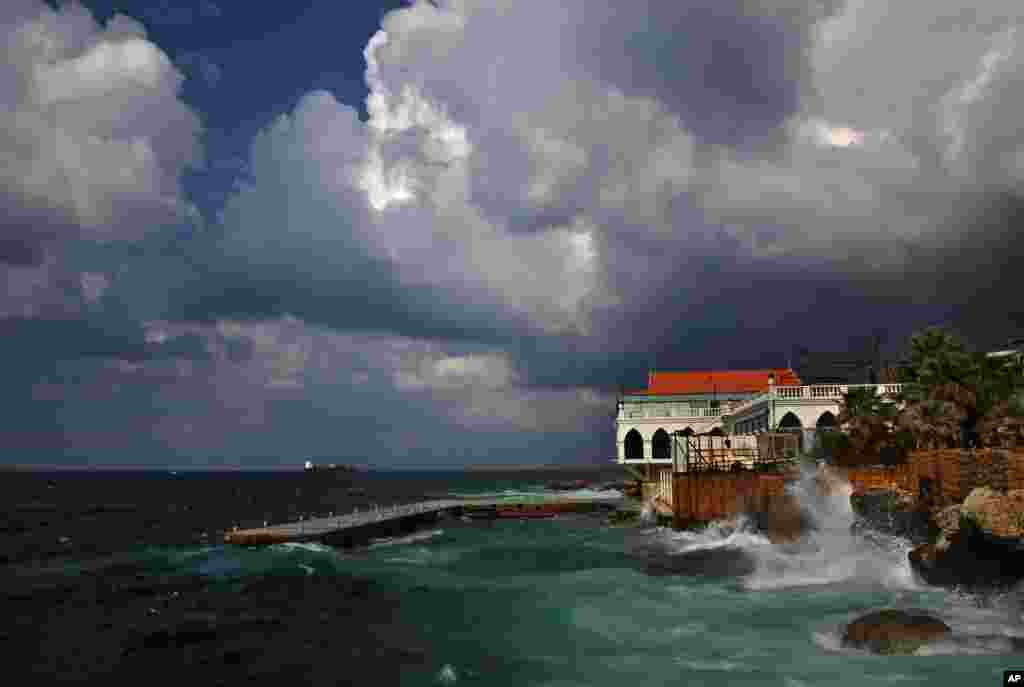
[672,472,788,522]
[832,449,1024,506]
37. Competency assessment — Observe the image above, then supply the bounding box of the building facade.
[616,368,904,471]
[725,382,904,452]
[615,369,801,471]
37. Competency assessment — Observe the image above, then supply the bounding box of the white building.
[615,369,800,473]
[616,368,904,474]
[726,381,904,452]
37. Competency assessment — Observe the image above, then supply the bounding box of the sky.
[3,0,1024,468]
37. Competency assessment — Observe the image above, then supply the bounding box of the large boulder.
[746,495,811,544]
[909,491,1024,589]
[849,489,931,543]
[842,609,950,654]
[960,488,1024,539]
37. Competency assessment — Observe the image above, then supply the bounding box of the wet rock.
[909,488,1024,590]
[545,480,589,491]
[909,527,1024,589]
[607,509,640,526]
[746,495,810,544]
[849,489,931,543]
[842,609,950,654]
[641,547,756,578]
[961,488,1024,539]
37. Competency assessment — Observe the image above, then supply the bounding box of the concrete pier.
[223,495,622,546]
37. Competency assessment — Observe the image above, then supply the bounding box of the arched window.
[652,428,670,460]
[708,426,725,437]
[778,412,803,452]
[625,429,644,460]
[680,427,695,437]
[779,412,802,430]
[816,411,837,429]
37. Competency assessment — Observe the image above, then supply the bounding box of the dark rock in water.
[842,609,950,654]
[545,480,590,491]
[909,525,1024,590]
[744,496,811,544]
[850,490,932,544]
[908,488,1024,590]
[640,547,756,578]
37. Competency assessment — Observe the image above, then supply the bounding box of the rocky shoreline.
[837,469,1024,654]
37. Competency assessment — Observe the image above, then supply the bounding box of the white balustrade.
[725,383,904,420]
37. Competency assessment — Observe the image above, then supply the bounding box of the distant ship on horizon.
[303,460,359,473]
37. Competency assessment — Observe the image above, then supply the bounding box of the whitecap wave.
[674,658,752,672]
[269,541,335,554]
[369,529,445,548]
[558,488,624,499]
[437,664,458,685]
[658,516,772,554]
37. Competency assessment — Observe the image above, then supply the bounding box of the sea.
[2,465,1022,686]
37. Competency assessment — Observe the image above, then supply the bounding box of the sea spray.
[639,500,657,528]
[743,463,918,590]
[647,464,917,589]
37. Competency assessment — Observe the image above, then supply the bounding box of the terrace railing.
[728,383,904,418]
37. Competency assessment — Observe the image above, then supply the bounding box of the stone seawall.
[833,449,1024,505]
[671,472,790,523]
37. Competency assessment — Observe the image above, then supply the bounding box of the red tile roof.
[626,369,801,396]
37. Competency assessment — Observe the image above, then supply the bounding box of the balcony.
[619,405,726,420]
[727,383,903,418]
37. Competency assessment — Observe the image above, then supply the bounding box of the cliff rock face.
[842,609,950,654]
[909,487,1024,589]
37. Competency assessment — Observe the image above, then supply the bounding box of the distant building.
[791,337,883,385]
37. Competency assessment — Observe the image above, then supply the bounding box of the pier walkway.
[223,494,623,546]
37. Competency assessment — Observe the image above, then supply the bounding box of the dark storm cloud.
[7,0,1024,466]
[579,0,842,148]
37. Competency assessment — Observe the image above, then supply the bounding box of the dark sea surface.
[2,466,1023,686]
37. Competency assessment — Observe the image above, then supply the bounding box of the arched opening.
[680,427,695,437]
[816,411,837,429]
[652,428,670,460]
[624,429,644,460]
[708,427,725,437]
[779,412,802,429]
[778,412,803,452]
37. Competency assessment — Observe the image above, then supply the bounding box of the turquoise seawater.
[52,470,1024,686]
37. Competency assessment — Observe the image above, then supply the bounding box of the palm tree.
[896,328,1024,448]
[837,387,897,463]
[895,397,960,449]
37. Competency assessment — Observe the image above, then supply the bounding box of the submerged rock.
[641,546,757,578]
[842,609,950,654]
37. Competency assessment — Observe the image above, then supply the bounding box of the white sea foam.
[668,622,707,637]
[369,529,444,548]
[560,488,623,499]
[658,516,773,554]
[741,465,919,590]
[437,664,458,684]
[640,466,919,590]
[269,542,335,555]
[674,658,751,672]
[297,563,315,576]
